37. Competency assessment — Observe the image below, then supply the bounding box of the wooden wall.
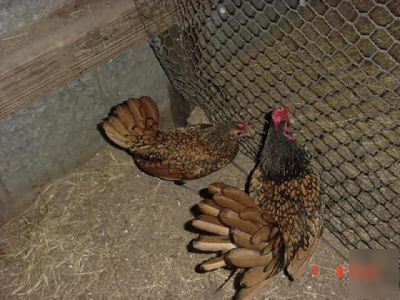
[0,0,176,118]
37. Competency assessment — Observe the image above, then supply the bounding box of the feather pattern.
[102,97,249,181]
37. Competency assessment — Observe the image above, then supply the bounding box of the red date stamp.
[311,250,398,300]
[312,264,383,280]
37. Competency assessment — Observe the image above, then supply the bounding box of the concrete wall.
[0,41,176,225]
[0,0,73,36]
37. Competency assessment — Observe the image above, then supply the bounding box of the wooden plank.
[0,0,177,118]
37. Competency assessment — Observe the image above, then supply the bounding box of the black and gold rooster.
[191,108,325,299]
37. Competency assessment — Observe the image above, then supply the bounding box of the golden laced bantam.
[101,97,249,182]
[191,108,324,299]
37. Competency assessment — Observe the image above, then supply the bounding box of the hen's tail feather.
[197,199,221,217]
[240,266,266,288]
[238,257,282,297]
[231,229,267,251]
[239,208,269,225]
[207,182,226,194]
[193,236,236,252]
[102,97,159,149]
[287,233,321,279]
[237,279,268,300]
[213,194,246,212]
[199,256,226,271]
[219,210,260,235]
[225,249,273,268]
[192,215,230,236]
[191,183,284,299]
[219,186,259,209]
[251,226,271,244]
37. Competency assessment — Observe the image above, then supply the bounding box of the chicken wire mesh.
[134,0,400,251]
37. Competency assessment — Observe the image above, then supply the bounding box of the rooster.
[101,97,249,182]
[191,108,324,299]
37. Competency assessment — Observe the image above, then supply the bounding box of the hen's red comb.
[272,107,290,128]
[238,120,249,130]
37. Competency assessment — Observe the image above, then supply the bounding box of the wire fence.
[135,0,400,250]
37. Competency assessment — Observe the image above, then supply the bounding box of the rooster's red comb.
[272,107,290,128]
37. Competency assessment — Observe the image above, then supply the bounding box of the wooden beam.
[0,0,177,118]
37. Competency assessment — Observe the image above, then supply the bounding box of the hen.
[191,108,324,299]
[101,97,249,181]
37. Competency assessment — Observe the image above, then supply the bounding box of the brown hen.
[101,97,249,181]
[191,108,324,299]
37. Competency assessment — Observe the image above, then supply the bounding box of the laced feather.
[191,183,285,300]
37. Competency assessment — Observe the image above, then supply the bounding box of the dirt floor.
[0,140,349,299]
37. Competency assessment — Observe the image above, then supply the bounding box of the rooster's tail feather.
[102,96,159,149]
[191,182,284,299]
